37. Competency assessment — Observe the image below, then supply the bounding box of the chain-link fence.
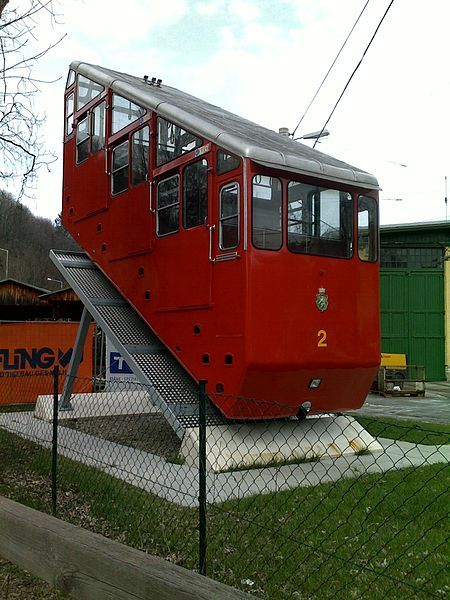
[0,369,448,599]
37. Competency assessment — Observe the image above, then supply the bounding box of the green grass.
[208,462,449,599]
[0,404,35,413]
[0,424,448,599]
[356,416,450,445]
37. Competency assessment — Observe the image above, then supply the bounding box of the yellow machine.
[380,353,407,369]
[373,353,425,397]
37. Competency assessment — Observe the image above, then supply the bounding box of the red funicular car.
[62,62,380,420]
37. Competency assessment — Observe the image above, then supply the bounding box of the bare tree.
[0,189,79,286]
[0,1,65,199]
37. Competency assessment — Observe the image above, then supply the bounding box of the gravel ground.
[0,557,68,599]
[60,413,182,459]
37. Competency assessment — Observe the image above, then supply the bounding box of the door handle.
[209,225,215,262]
[149,181,154,212]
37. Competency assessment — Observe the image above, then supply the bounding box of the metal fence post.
[199,380,207,576]
[51,365,59,516]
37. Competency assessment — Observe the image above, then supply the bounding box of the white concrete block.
[180,415,383,472]
[34,391,157,421]
[1,411,447,506]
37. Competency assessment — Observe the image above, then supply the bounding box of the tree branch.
[0,0,65,199]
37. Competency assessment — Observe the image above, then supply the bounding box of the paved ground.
[426,381,450,399]
[352,381,450,424]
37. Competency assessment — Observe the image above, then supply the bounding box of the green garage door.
[380,270,445,380]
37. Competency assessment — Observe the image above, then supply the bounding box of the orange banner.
[0,322,94,405]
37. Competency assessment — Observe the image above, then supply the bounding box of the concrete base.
[34,391,157,421]
[180,414,383,472]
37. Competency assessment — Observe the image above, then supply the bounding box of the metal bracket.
[214,252,240,263]
[59,307,92,411]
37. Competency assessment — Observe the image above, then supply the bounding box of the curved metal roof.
[71,61,379,190]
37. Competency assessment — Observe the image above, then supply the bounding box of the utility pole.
[0,247,9,279]
[445,176,448,221]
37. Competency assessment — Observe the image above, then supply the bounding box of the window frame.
[251,174,283,251]
[156,117,203,167]
[219,182,240,251]
[216,149,241,176]
[380,245,442,269]
[130,125,150,186]
[90,100,107,155]
[76,74,104,111]
[75,114,90,164]
[156,174,180,237]
[111,140,129,196]
[65,92,75,138]
[111,93,146,137]
[286,181,354,260]
[357,194,379,263]
[66,69,76,89]
[182,158,208,230]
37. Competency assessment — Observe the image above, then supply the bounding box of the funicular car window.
[287,182,353,258]
[183,159,208,228]
[216,150,241,175]
[91,102,106,154]
[66,69,76,88]
[157,175,179,236]
[156,118,202,166]
[76,116,89,163]
[65,93,74,136]
[131,126,150,185]
[111,141,129,195]
[358,195,378,262]
[252,176,282,250]
[219,183,239,250]
[111,94,146,135]
[77,75,103,110]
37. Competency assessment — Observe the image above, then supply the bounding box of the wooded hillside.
[0,190,79,290]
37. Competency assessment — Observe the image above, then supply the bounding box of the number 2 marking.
[317,330,327,347]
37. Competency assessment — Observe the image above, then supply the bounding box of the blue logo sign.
[109,351,133,374]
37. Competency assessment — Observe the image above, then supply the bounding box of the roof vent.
[278,127,290,137]
[143,76,162,87]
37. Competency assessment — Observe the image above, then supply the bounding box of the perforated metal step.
[50,250,227,437]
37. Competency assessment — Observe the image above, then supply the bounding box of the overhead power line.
[313,0,396,149]
[291,0,371,139]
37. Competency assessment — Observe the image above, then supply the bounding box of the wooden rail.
[0,496,255,599]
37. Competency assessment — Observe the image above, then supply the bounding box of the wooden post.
[0,495,256,600]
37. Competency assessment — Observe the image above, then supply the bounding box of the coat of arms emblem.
[316,287,328,312]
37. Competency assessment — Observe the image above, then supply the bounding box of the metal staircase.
[50,250,227,438]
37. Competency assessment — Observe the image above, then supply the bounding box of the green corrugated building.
[380,220,450,381]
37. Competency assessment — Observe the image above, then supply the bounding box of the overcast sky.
[7,0,450,225]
